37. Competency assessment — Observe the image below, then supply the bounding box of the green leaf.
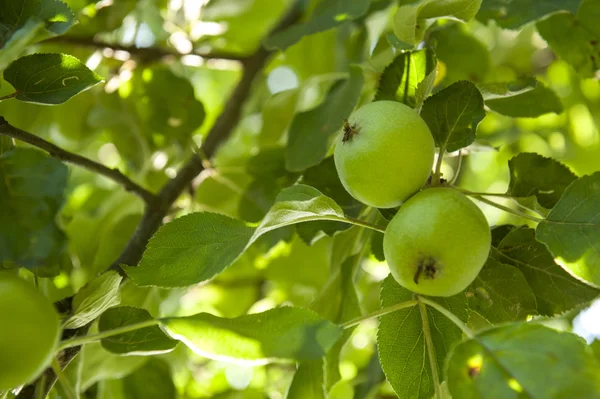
[161,307,343,365]
[494,227,599,315]
[66,342,147,392]
[64,271,122,329]
[0,0,75,70]
[124,212,255,288]
[254,185,349,237]
[378,276,467,398]
[466,259,537,324]
[0,19,44,73]
[420,80,485,153]
[0,0,75,43]
[578,0,600,37]
[536,8,600,78]
[297,156,363,242]
[4,53,103,104]
[393,0,482,45]
[486,82,563,117]
[477,78,539,100]
[506,153,577,210]
[0,147,67,268]
[264,0,371,50]
[287,359,326,399]
[99,307,178,356]
[374,47,437,108]
[431,23,489,85]
[536,172,600,288]
[447,323,600,398]
[286,66,363,172]
[311,254,363,390]
[126,185,367,287]
[476,0,579,28]
[122,359,176,399]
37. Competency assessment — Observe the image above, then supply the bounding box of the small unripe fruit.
[383,188,491,297]
[334,101,434,208]
[0,273,61,390]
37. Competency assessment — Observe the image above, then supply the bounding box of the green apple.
[334,101,434,208]
[0,273,61,390]
[383,188,491,297]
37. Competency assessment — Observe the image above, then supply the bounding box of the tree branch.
[0,118,158,206]
[43,36,248,63]
[110,3,302,271]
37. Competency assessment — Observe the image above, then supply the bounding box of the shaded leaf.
[131,67,205,143]
[287,359,326,399]
[486,82,563,117]
[99,306,178,356]
[311,254,362,390]
[466,259,537,323]
[4,53,103,104]
[536,172,600,288]
[431,23,489,85]
[378,276,467,399]
[286,66,363,172]
[265,0,370,50]
[420,80,485,152]
[0,0,75,70]
[506,153,577,209]
[447,323,600,398]
[476,0,579,28]
[297,156,363,242]
[374,47,437,108]
[64,271,122,329]
[494,227,599,316]
[537,8,600,78]
[0,147,67,268]
[394,0,482,45]
[66,342,147,392]
[161,307,343,365]
[122,359,176,399]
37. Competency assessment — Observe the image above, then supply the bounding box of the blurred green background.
[1,0,599,397]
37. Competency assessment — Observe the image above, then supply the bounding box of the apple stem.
[340,299,419,329]
[433,148,445,186]
[51,358,78,399]
[418,297,443,399]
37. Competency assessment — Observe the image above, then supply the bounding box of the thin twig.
[43,36,248,63]
[51,359,77,399]
[340,300,418,329]
[109,3,303,271]
[0,118,158,206]
[0,92,17,101]
[58,319,159,351]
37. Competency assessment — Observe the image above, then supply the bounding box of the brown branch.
[0,118,158,205]
[109,3,302,271]
[43,35,248,63]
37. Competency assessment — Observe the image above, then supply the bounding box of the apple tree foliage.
[1,0,600,398]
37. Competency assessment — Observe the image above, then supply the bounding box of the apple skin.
[334,101,434,208]
[0,273,61,390]
[383,188,491,297]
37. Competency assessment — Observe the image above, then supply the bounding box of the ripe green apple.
[0,273,61,390]
[383,188,491,297]
[334,101,434,208]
